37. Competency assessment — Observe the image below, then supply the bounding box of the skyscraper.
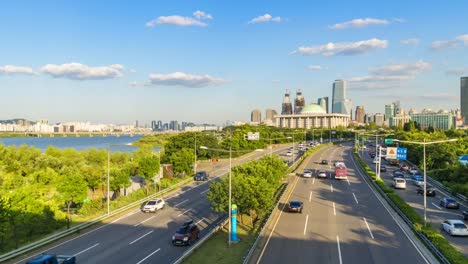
[294,89,305,114]
[461,77,468,125]
[265,109,278,122]
[332,80,352,116]
[251,109,262,123]
[355,106,365,123]
[393,100,401,115]
[318,97,329,113]
[281,90,293,115]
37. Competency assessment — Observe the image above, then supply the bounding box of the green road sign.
[384,138,394,144]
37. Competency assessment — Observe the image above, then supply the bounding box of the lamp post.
[392,138,457,224]
[199,145,263,246]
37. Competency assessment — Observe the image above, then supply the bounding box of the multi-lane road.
[361,149,468,257]
[256,144,437,264]
[11,145,294,264]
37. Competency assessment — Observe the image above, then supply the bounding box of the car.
[463,211,468,221]
[416,186,436,197]
[334,161,344,167]
[412,173,423,181]
[414,178,425,187]
[393,171,405,179]
[380,165,387,172]
[440,197,460,209]
[142,198,165,213]
[393,178,407,189]
[288,200,303,213]
[409,167,418,174]
[317,170,327,178]
[303,169,313,178]
[321,160,328,165]
[441,220,468,236]
[369,153,376,159]
[286,151,293,157]
[172,220,200,246]
[399,164,409,171]
[194,171,209,181]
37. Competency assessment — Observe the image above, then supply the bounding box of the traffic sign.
[247,132,260,140]
[397,147,408,160]
[384,138,394,144]
[386,147,397,159]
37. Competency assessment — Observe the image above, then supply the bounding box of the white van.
[393,178,407,189]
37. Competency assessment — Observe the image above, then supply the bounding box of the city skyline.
[1,1,467,124]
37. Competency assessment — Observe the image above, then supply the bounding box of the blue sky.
[1,0,467,125]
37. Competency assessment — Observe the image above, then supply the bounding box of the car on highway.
[286,151,293,157]
[369,153,376,159]
[194,171,209,181]
[303,169,313,178]
[399,164,409,171]
[141,198,165,213]
[393,178,407,189]
[440,197,460,209]
[416,186,436,197]
[172,220,200,246]
[414,178,424,187]
[441,220,468,236]
[317,170,327,178]
[393,171,405,179]
[463,211,468,221]
[288,200,303,213]
[412,173,423,180]
[321,160,328,165]
[409,167,418,174]
[380,165,387,172]
[26,254,76,264]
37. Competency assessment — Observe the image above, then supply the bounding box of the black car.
[194,171,209,181]
[172,220,200,246]
[321,160,328,165]
[393,171,405,179]
[288,200,303,213]
[380,165,387,172]
[416,186,436,197]
[440,197,460,209]
[462,211,468,221]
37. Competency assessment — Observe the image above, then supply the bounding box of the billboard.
[247,132,260,141]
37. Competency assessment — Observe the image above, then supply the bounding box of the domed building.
[275,103,350,129]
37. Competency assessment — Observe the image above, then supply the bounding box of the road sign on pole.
[384,138,394,145]
[246,132,260,140]
[397,147,408,160]
[386,147,397,159]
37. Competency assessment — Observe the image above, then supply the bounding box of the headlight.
[172,236,175,240]
[183,237,188,241]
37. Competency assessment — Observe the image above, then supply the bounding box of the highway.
[11,145,294,264]
[360,149,468,257]
[256,144,436,264]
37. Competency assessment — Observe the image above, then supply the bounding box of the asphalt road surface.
[257,144,436,264]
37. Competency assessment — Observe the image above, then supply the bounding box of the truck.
[334,163,348,180]
[26,254,76,264]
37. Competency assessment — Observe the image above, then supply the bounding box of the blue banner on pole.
[397,147,407,160]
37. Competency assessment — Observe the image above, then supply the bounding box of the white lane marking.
[363,218,375,239]
[353,193,359,204]
[111,209,140,224]
[312,178,315,184]
[174,199,189,207]
[304,214,309,235]
[346,178,351,186]
[200,189,209,195]
[337,236,343,264]
[333,202,336,216]
[129,230,154,245]
[309,191,313,202]
[431,202,442,210]
[74,243,99,256]
[134,215,156,227]
[178,209,191,217]
[136,248,161,264]
[330,184,334,193]
[196,218,205,225]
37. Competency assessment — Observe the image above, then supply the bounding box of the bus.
[334,163,348,180]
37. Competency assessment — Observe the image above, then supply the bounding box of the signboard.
[386,147,397,159]
[331,130,336,135]
[384,138,394,145]
[397,147,408,160]
[247,132,260,141]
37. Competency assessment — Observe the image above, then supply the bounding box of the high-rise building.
[385,104,395,127]
[355,106,365,124]
[332,80,352,116]
[393,100,401,115]
[265,109,278,124]
[281,90,293,115]
[251,109,262,123]
[374,113,385,127]
[409,109,454,130]
[317,97,329,113]
[294,89,305,114]
[151,121,157,131]
[135,120,139,128]
[461,77,468,125]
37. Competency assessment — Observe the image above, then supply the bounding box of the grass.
[183,217,256,264]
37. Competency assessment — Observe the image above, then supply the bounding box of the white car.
[142,198,165,213]
[409,167,418,174]
[372,158,379,164]
[286,151,293,157]
[317,170,327,178]
[441,220,468,236]
[414,179,425,187]
[303,169,313,178]
[393,178,407,189]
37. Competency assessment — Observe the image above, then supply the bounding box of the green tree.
[56,168,88,228]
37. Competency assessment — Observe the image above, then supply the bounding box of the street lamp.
[392,138,457,224]
[199,145,263,246]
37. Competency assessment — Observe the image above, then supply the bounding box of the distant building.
[409,109,454,130]
[281,90,293,115]
[169,120,179,131]
[264,109,278,126]
[317,97,329,113]
[461,77,468,125]
[374,113,385,127]
[251,109,262,123]
[392,110,411,128]
[294,89,305,114]
[355,106,365,124]
[332,80,352,116]
[275,103,349,129]
[385,104,395,127]
[393,100,401,115]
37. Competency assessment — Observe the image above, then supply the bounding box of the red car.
[399,164,409,171]
[172,220,200,246]
[288,200,303,213]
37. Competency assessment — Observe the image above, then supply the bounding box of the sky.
[1,0,468,125]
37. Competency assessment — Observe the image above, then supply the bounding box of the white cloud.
[418,93,457,101]
[248,14,282,24]
[446,68,468,75]
[296,38,387,57]
[456,34,468,45]
[431,40,459,50]
[147,72,226,88]
[0,65,35,75]
[41,63,124,80]
[329,18,389,30]
[193,10,213,20]
[400,38,420,46]
[307,65,323,70]
[370,60,431,76]
[146,16,207,27]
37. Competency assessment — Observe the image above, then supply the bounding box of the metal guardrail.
[172,217,229,264]
[0,177,193,263]
[354,153,450,264]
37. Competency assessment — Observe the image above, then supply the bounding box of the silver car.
[317,170,327,178]
[303,169,313,178]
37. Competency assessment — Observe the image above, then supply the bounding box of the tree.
[57,168,88,229]
[167,148,195,175]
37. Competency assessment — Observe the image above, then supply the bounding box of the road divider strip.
[431,202,442,210]
[136,248,160,264]
[336,236,343,264]
[353,193,359,204]
[129,230,154,245]
[74,243,99,256]
[363,218,374,239]
[304,215,309,235]
[134,215,156,227]
[174,199,189,207]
